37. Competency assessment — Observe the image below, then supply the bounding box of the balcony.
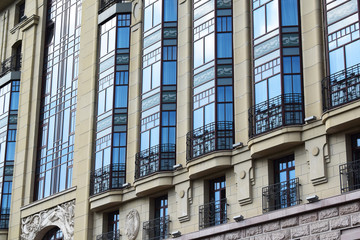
[199,198,227,230]
[135,144,175,180]
[262,178,301,213]
[0,208,10,229]
[90,163,126,196]
[0,54,22,78]
[142,215,170,240]
[249,93,303,138]
[186,121,233,161]
[322,63,360,112]
[340,159,360,194]
[96,230,121,240]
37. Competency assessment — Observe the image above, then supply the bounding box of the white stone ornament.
[21,200,75,240]
[125,209,140,240]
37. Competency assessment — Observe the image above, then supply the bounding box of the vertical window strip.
[0,80,20,228]
[35,0,82,200]
[250,0,303,136]
[137,0,177,178]
[92,14,131,195]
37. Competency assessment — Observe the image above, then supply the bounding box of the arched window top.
[42,227,64,240]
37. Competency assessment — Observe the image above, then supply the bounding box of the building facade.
[0,0,360,239]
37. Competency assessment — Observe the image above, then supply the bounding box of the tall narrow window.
[91,14,131,196]
[187,0,234,161]
[250,0,304,137]
[0,81,19,229]
[35,0,82,200]
[143,195,169,240]
[199,176,227,229]
[322,0,360,110]
[340,133,360,193]
[262,155,300,212]
[136,0,178,179]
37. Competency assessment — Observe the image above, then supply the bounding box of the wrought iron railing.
[96,230,121,240]
[199,198,227,229]
[0,208,10,229]
[0,54,22,78]
[135,144,175,179]
[143,215,170,240]
[99,0,131,13]
[322,63,360,111]
[262,177,301,213]
[249,93,303,137]
[340,159,360,193]
[90,163,126,196]
[186,121,233,161]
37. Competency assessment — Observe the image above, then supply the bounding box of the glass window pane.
[194,39,204,68]
[345,39,360,68]
[115,86,128,108]
[141,131,149,151]
[281,0,298,26]
[205,103,215,125]
[266,0,279,32]
[153,1,162,26]
[217,33,232,58]
[205,33,215,63]
[144,6,153,31]
[164,0,177,22]
[150,126,159,147]
[268,74,281,99]
[329,48,345,74]
[163,61,177,85]
[255,81,267,104]
[152,61,161,89]
[193,108,203,129]
[143,66,151,93]
[117,28,130,48]
[253,6,265,38]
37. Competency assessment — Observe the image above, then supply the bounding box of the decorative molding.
[124,209,140,240]
[21,200,75,240]
[10,15,40,34]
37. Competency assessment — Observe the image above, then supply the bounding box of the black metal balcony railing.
[340,159,360,193]
[135,144,175,179]
[199,198,227,230]
[143,215,170,240]
[90,163,126,195]
[96,230,121,240]
[262,177,301,213]
[0,54,22,78]
[186,121,233,161]
[0,208,10,229]
[249,93,304,137]
[322,63,360,111]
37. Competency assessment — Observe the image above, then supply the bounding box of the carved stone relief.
[21,200,75,240]
[124,209,140,240]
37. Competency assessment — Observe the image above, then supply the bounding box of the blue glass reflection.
[217,33,232,58]
[117,28,130,48]
[164,0,177,22]
[281,0,298,26]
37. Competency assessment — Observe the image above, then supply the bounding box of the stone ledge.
[179,190,360,239]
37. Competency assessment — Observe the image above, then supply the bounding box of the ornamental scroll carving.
[21,200,75,240]
[124,209,140,240]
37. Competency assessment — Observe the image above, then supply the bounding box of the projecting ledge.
[134,172,173,197]
[322,101,360,134]
[89,191,124,212]
[248,126,303,158]
[187,151,232,179]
